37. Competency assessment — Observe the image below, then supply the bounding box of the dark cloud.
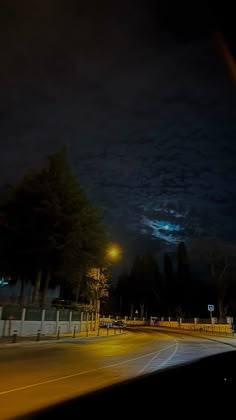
[0,0,235,257]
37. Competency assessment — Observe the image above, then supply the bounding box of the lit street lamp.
[106,245,122,260]
[88,244,122,333]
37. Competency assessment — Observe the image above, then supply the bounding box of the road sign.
[208,304,214,312]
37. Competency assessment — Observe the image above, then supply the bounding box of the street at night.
[0,2,236,419]
[0,328,235,419]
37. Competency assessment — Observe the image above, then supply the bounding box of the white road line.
[157,342,179,368]
[138,341,178,374]
[0,345,176,396]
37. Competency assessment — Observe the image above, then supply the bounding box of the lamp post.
[88,244,122,334]
[95,267,101,332]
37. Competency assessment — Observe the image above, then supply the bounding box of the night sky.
[1,1,236,262]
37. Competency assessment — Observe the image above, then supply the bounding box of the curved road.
[0,328,235,419]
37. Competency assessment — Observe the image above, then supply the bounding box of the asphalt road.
[0,328,235,419]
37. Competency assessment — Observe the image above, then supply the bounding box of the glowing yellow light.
[107,245,121,259]
[108,247,118,257]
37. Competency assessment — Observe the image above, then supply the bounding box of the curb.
[0,330,128,349]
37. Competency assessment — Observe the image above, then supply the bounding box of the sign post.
[208,304,214,324]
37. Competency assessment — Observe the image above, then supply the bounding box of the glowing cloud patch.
[142,217,182,243]
[157,220,182,232]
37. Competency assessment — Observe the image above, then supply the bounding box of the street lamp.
[88,244,122,333]
[107,244,122,260]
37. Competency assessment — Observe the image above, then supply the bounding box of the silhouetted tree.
[0,148,109,306]
[114,271,131,315]
[141,252,163,315]
[189,238,236,319]
[163,253,175,316]
[114,252,163,317]
[176,241,191,316]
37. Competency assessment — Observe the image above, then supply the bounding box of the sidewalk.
[0,327,127,348]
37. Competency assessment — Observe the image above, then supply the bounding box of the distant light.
[164,225,169,230]
[107,245,121,260]
[109,248,118,257]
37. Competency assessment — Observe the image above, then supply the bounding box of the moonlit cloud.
[142,217,183,243]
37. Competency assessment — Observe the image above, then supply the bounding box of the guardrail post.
[36,329,41,341]
[56,310,60,334]
[12,330,17,343]
[73,325,76,338]
[41,309,45,335]
[69,311,72,332]
[20,307,26,336]
[79,311,83,333]
[86,312,89,336]
[57,326,60,340]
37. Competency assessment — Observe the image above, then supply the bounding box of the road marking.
[0,345,177,396]
[138,341,178,374]
[157,343,181,369]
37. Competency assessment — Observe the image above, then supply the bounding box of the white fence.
[0,306,96,337]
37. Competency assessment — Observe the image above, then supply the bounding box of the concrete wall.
[155,321,179,328]
[0,320,21,337]
[0,305,96,337]
[41,322,57,335]
[1,311,231,337]
[178,322,232,334]
[21,321,42,336]
[0,319,93,337]
[156,321,232,334]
